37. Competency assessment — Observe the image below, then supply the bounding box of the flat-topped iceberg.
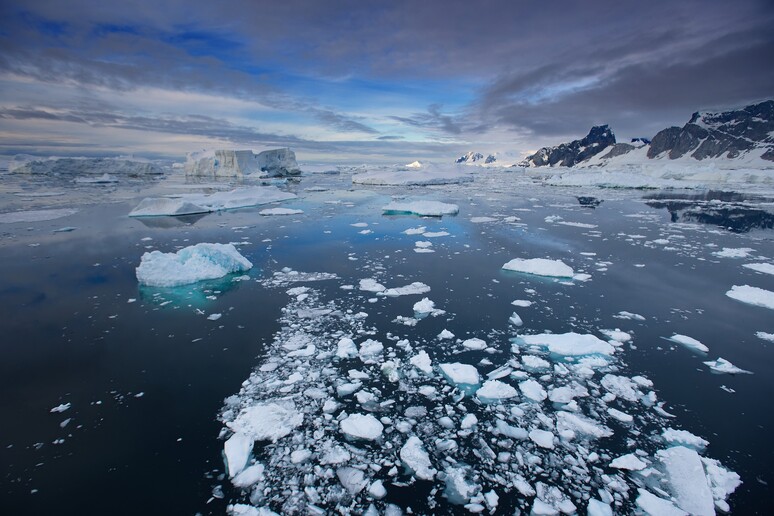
[502,258,574,278]
[382,200,459,217]
[520,332,615,356]
[136,242,252,287]
[129,186,297,217]
[352,162,473,186]
[725,284,774,309]
[10,156,162,177]
[185,148,300,178]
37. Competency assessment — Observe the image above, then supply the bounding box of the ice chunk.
[522,355,550,371]
[657,446,714,516]
[382,282,431,297]
[232,463,265,488]
[400,436,437,480]
[382,200,459,217]
[50,403,71,413]
[413,297,436,314]
[224,432,253,477]
[601,374,640,402]
[368,480,387,499]
[443,466,479,504]
[512,299,533,307]
[667,334,709,353]
[743,262,774,275]
[290,449,312,464]
[518,379,547,402]
[0,208,79,224]
[359,339,384,362]
[555,412,612,439]
[259,208,303,216]
[529,429,555,449]
[460,414,478,429]
[336,338,358,358]
[610,453,646,470]
[702,357,752,374]
[129,187,296,216]
[635,489,688,516]
[462,338,487,350]
[599,329,631,343]
[548,384,588,404]
[476,380,518,402]
[410,350,433,374]
[509,312,523,326]
[520,332,615,356]
[712,247,755,258]
[354,164,473,186]
[227,402,303,442]
[701,456,741,512]
[607,408,633,423]
[439,363,480,388]
[359,278,386,293]
[340,413,384,441]
[136,243,252,287]
[725,285,774,310]
[586,499,613,516]
[662,428,709,450]
[757,331,774,342]
[438,329,455,340]
[336,467,367,494]
[502,258,574,278]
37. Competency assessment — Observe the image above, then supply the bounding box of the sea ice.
[502,258,574,278]
[438,329,455,340]
[520,332,615,356]
[0,208,78,224]
[259,208,303,216]
[662,428,709,450]
[509,312,523,326]
[353,163,473,186]
[409,350,433,374]
[382,282,431,297]
[232,463,264,488]
[636,489,688,516]
[337,466,367,494]
[518,379,547,402]
[226,402,303,442]
[476,380,518,402]
[462,338,487,350]
[136,243,252,287]
[382,200,459,217]
[359,278,386,293]
[702,357,752,374]
[50,403,71,413]
[712,247,755,258]
[400,436,437,480]
[511,299,533,307]
[667,334,709,353]
[743,262,774,275]
[340,413,384,441]
[529,429,555,449]
[413,297,436,314]
[439,363,480,388]
[224,432,253,477]
[586,499,613,516]
[610,453,647,470]
[725,284,774,309]
[129,187,296,216]
[657,446,715,516]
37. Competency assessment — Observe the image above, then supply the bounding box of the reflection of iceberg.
[134,213,208,228]
[137,272,250,307]
[644,191,774,232]
[129,186,296,217]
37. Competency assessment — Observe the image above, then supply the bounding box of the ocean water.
[1,169,772,514]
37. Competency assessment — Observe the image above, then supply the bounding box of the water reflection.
[644,190,774,233]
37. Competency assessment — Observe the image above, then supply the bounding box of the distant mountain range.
[455,151,497,164]
[518,100,774,168]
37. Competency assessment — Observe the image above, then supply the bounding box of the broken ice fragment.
[340,413,384,441]
[400,436,436,480]
[409,350,433,374]
[226,402,303,442]
[518,379,547,402]
[382,200,459,217]
[667,334,709,353]
[520,332,615,356]
[657,446,715,515]
[502,258,574,278]
[725,284,774,310]
[50,403,71,413]
[610,453,646,471]
[224,432,253,477]
[476,380,518,403]
[439,363,480,393]
[529,429,555,449]
[336,467,367,495]
[702,357,752,374]
[136,243,252,287]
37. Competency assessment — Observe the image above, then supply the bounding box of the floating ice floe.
[352,163,473,186]
[136,243,252,287]
[662,428,709,450]
[224,432,253,477]
[400,436,437,480]
[382,282,431,297]
[519,332,615,357]
[0,208,78,224]
[656,446,716,516]
[382,200,459,217]
[439,363,480,390]
[502,258,574,278]
[667,334,709,353]
[340,413,384,441]
[610,453,647,471]
[259,208,304,216]
[712,247,755,258]
[725,284,774,309]
[129,187,296,217]
[742,262,774,275]
[702,357,752,374]
[227,402,303,442]
[50,403,71,413]
[476,380,518,403]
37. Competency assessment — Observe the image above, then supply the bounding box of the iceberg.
[129,186,297,217]
[667,334,709,353]
[185,148,300,178]
[340,413,384,441]
[502,258,574,278]
[400,436,437,480]
[382,200,459,217]
[476,380,518,402]
[136,243,252,287]
[439,363,480,390]
[226,402,303,442]
[702,357,752,374]
[520,332,615,356]
[10,156,162,177]
[657,446,715,516]
[352,162,473,186]
[725,284,774,309]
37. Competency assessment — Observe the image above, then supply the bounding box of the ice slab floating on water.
[400,436,437,480]
[520,332,615,356]
[439,363,480,388]
[636,488,688,516]
[502,258,574,278]
[0,208,78,224]
[129,186,296,216]
[667,334,709,353]
[703,357,752,374]
[657,446,715,516]
[227,402,303,442]
[259,208,303,216]
[136,243,252,287]
[743,262,774,275]
[340,413,384,441]
[725,284,774,309]
[352,163,473,186]
[382,200,459,217]
[224,432,253,477]
[476,379,518,402]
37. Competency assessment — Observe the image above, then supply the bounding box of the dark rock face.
[521,125,616,167]
[484,154,497,164]
[456,152,485,164]
[647,100,774,161]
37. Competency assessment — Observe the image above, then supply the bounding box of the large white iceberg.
[185,148,300,178]
[10,156,162,176]
[136,243,252,287]
[129,186,297,217]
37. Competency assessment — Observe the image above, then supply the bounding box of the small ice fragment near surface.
[224,432,253,477]
[337,467,367,494]
[529,429,555,449]
[439,363,480,387]
[443,465,479,504]
[351,222,369,227]
[502,258,574,278]
[614,311,645,321]
[477,380,518,402]
[136,243,252,287]
[460,414,478,429]
[520,332,615,356]
[509,312,523,326]
[725,284,774,310]
[636,489,688,516]
[0,208,78,223]
[290,449,312,464]
[657,446,715,516]
[667,334,709,353]
[601,374,641,402]
[610,453,647,470]
[703,357,752,374]
[232,463,265,488]
[511,299,532,307]
[382,282,431,297]
[415,240,432,248]
[518,379,547,402]
[368,480,387,499]
[207,313,222,321]
[756,331,774,342]
[258,207,303,216]
[50,403,71,413]
[438,329,455,340]
[129,187,296,216]
[228,503,279,516]
[701,456,741,512]
[382,200,459,216]
[226,402,303,442]
[424,231,449,237]
[409,350,433,374]
[586,499,613,516]
[607,408,633,423]
[600,329,631,343]
[662,428,709,450]
[462,338,487,350]
[413,297,435,314]
[712,247,755,258]
[555,411,613,439]
[547,384,587,403]
[340,413,384,441]
[359,339,384,362]
[403,226,426,235]
[53,226,77,233]
[359,278,386,292]
[743,262,774,275]
[521,355,550,370]
[400,436,437,480]
[470,216,497,223]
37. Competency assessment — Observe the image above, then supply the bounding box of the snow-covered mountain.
[455,151,497,165]
[518,100,774,169]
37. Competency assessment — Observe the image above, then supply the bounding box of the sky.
[1,0,772,164]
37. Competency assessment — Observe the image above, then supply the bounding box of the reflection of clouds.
[134,213,208,229]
